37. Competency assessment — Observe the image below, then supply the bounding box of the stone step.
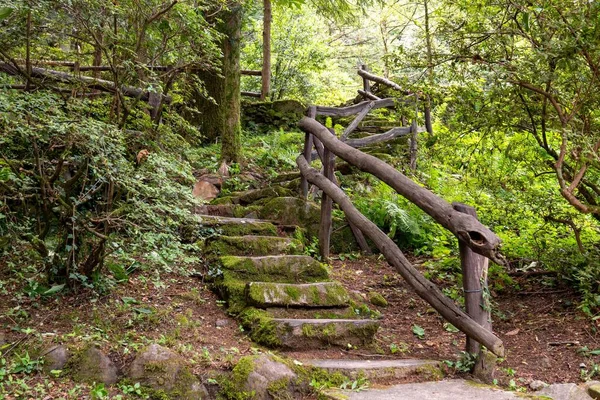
[204,235,303,257]
[268,318,380,349]
[219,255,329,283]
[323,379,526,400]
[213,186,293,206]
[265,306,381,320]
[246,282,349,308]
[198,215,278,237]
[306,359,442,381]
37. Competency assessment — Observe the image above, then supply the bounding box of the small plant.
[443,322,459,333]
[411,325,426,339]
[340,376,369,392]
[11,352,42,375]
[389,342,409,354]
[119,382,147,397]
[443,351,477,373]
[580,362,600,381]
[90,382,109,399]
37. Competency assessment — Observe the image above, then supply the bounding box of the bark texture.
[190,5,242,162]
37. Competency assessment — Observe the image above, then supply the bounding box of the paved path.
[326,379,542,399]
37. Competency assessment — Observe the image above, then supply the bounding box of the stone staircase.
[197,187,381,350]
[196,184,442,383]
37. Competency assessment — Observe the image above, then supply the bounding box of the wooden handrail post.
[319,128,335,259]
[453,203,492,355]
[301,106,317,198]
[409,94,419,171]
[360,64,370,97]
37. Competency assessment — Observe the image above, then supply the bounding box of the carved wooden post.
[319,128,335,259]
[453,202,492,355]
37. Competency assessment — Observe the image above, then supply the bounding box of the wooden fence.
[297,68,502,363]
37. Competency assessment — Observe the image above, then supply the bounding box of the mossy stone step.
[246,282,349,308]
[269,318,380,349]
[305,359,443,382]
[195,204,261,219]
[198,215,278,236]
[204,235,303,257]
[265,305,381,320]
[220,255,329,283]
[213,186,293,206]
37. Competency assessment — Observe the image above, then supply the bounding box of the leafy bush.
[0,90,201,288]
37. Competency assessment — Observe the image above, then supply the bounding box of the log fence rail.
[298,68,500,365]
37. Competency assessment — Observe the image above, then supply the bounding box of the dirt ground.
[1,254,598,398]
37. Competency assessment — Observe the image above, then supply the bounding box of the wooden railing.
[297,69,504,361]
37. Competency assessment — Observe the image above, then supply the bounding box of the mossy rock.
[69,346,118,385]
[255,318,380,350]
[258,197,321,239]
[198,216,278,237]
[227,186,294,206]
[219,255,329,283]
[214,272,250,314]
[368,291,388,307]
[219,354,300,400]
[203,235,304,257]
[241,99,306,134]
[127,344,207,400]
[238,308,282,348]
[246,282,349,308]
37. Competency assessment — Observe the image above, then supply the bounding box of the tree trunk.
[261,0,272,101]
[191,5,242,162]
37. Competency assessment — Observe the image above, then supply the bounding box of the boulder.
[41,345,70,373]
[538,383,593,400]
[221,354,300,400]
[529,380,548,391]
[259,197,321,238]
[71,346,118,385]
[241,99,306,134]
[586,382,600,399]
[128,344,208,400]
[193,180,220,202]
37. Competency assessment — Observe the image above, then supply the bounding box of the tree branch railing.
[297,82,503,358]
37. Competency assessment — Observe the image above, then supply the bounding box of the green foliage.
[353,179,452,253]
[0,90,202,288]
[411,324,425,339]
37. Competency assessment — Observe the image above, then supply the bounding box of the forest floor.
[1,254,599,398]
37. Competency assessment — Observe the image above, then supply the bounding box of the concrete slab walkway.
[325,379,545,399]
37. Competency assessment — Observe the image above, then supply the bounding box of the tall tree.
[192,3,243,162]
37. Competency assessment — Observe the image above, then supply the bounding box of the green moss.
[238,308,282,348]
[267,377,292,398]
[216,272,249,314]
[414,363,444,381]
[219,255,329,284]
[259,197,321,239]
[348,322,380,343]
[212,196,235,205]
[205,235,303,257]
[216,221,277,237]
[368,291,388,307]
[218,356,256,400]
[284,285,301,301]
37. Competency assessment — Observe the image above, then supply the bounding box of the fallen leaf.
[505,328,520,336]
